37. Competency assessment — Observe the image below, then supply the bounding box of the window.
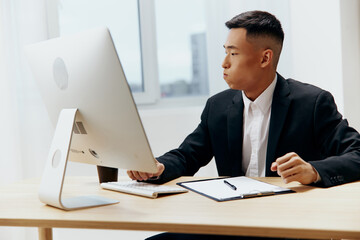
[154,0,208,98]
[53,0,143,93]
[47,0,209,104]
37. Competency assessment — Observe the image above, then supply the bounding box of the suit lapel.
[227,91,245,176]
[266,74,291,175]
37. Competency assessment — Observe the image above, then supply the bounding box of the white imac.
[25,27,158,210]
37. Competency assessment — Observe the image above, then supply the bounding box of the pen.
[223,180,237,191]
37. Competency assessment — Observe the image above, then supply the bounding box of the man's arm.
[272,91,360,187]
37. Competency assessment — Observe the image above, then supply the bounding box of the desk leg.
[38,227,53,240]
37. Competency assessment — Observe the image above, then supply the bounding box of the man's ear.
[260,49,273,68]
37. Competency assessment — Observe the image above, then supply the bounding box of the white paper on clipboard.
[177,176,293,201]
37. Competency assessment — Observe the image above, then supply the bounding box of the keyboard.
[100,181,188,198]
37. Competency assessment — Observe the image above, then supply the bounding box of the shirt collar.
[242,74,278,114]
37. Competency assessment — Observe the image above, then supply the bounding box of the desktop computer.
[25,27,158,210]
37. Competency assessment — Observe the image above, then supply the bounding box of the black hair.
[225,10,284,46]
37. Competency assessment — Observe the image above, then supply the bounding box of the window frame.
[45,0,209,106]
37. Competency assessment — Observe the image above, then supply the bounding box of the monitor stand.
[38,108,119,210]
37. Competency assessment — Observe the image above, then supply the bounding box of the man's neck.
[244,72,276,101]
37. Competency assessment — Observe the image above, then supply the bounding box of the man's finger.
[282,172,300,184]
[127,170,136,180]
[270,162,278,171]
[139,171,152,180]
[275,152,297,165]
[280,165,302,179]
[132,171,144,181]
[277,156,299,173]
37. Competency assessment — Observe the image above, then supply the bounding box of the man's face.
[222,28,263,92]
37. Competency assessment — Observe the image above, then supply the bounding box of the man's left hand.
[270,152,318,185]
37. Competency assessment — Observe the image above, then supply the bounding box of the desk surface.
[0,176,359,239]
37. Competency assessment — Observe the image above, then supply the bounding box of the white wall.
[340,0,360,131]
[289,0,344,112]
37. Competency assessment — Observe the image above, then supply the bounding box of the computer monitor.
[25,27,158,210]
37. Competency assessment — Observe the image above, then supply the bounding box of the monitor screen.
[25,27,158,174]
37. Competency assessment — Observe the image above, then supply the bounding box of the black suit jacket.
[155,74,360,187]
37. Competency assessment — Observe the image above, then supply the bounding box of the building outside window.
[154,0,208,98]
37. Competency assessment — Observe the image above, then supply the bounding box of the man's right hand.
[127,159,165,181]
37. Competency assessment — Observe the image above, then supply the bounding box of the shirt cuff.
[312,166,322,183]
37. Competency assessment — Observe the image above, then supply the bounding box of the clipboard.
[177,176,294,201]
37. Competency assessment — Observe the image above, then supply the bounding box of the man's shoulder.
[279,78,339,110]
[285,78,324,94]
[282,78,333,102]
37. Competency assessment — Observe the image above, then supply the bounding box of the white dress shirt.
[242,75,277,177]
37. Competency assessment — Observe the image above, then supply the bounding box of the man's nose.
[222,55,229,69]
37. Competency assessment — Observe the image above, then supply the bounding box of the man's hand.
[127,159,165,181]
[270,152,318,185]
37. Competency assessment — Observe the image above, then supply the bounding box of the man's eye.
[231,53,238,56]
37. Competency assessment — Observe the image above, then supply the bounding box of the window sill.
[137,95,208,111]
